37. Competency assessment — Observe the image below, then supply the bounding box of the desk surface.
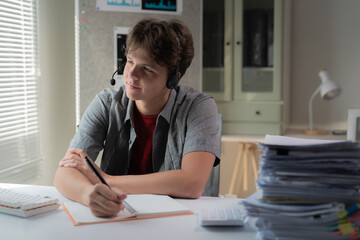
[0,184,257,240]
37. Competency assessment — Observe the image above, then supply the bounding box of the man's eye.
[144,67,152,73]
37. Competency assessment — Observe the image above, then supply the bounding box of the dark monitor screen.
[117,34,127,75]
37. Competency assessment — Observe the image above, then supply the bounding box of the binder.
[267,9,274,67]
[248,9,267,67]
[242,10,251,67]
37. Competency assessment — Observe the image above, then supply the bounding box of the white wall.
[37,0,76,185]
[290,0,360,131]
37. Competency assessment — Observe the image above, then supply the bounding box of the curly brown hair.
[125,18,194,81]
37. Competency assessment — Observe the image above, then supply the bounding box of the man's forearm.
[106,152,215,198]
[106,170,205,199]
[53,167,94,205]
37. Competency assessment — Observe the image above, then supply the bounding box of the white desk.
[0,184,257,240]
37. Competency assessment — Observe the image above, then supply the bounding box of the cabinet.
[202,0,290,135]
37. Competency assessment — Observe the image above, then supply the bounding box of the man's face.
[123,47,170,104]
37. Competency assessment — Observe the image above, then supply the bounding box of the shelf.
[243,67,274,72]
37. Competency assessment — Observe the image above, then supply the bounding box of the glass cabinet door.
[202,0,286,135]
[202,0,283,102]
[202,0,232,101]
[234,0,282,101]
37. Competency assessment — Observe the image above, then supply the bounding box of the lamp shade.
[318,70,341,100]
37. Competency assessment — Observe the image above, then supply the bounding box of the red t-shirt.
[127,106,157,175]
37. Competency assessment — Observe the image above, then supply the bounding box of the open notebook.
[62,194,193,226]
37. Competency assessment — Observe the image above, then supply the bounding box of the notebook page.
[126,194,191,217]
[63,201,136,224]
[62,194,192,225]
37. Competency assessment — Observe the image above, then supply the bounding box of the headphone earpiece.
[166,30,181,89]
[166,61,180,89]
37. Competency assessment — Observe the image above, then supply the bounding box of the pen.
[85,156,111,189]
[85,156,131,212]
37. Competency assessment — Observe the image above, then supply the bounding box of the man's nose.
[129,65,140,80]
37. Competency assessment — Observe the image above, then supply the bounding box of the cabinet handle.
[236,41,241,45]
[226,42,231,46]
[255,110,261,115]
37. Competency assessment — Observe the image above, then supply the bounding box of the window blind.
[0,0,42,183]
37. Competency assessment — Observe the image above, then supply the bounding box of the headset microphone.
[110,78,116,86]
[110,68,120,86]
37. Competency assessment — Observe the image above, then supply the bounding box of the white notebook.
[62,194,193,226]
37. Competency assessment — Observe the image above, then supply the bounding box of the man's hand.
[58,149,127,217]
[59,148,101,185]
[86,184,127,217]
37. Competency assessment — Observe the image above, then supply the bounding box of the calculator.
[198,208,246,226]
[0,187,60,217]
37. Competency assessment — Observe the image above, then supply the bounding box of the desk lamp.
[303,69,341,135]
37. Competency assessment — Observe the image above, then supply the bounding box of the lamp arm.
[308,85,321,131]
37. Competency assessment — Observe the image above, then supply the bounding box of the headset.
[166,32,181,89]
[110,30,181,89]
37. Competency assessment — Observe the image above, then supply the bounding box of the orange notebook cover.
[62,194,193,226]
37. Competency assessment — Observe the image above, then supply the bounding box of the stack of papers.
[243,135,360,240]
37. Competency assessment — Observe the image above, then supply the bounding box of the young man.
[54,18,220,217]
